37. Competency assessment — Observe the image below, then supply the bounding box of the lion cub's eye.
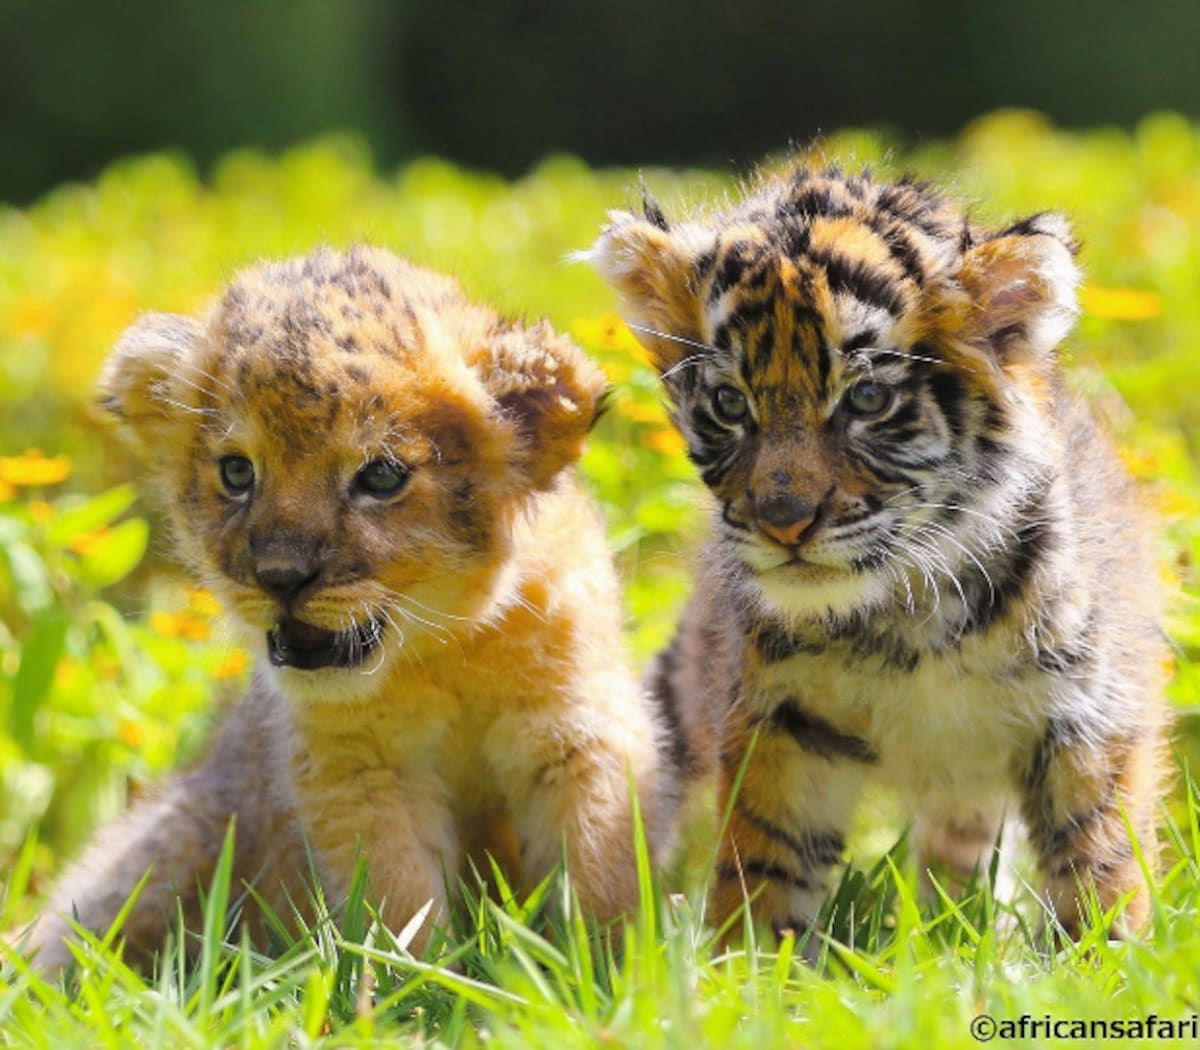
[844,380,894,419]
[355,459,411,498]
[712,384,750,424]
[219,455,255,494]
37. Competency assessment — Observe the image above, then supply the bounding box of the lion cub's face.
[102,247,605,702]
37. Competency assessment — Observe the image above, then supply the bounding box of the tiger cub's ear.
[98,312,206,453]
[959,212,1080,368]
[472,321,608,490]
[585,195,716,374]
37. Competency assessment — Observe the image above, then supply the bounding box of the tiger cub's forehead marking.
[685,170,975,412]
[702,248,911,409]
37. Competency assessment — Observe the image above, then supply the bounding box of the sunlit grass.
[2,767,1198,1048]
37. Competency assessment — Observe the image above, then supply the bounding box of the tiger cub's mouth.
[267,615,385,670]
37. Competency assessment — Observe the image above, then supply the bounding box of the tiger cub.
[588,165,1168,940]
[29,246,674,970]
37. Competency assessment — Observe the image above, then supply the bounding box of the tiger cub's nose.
[755,495,820,548]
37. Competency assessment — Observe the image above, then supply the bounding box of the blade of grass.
[822,936,898,995]
[0,833,39,929]
[334,855,370,998]
[348,940,530,1010]
[196,816,237,1018]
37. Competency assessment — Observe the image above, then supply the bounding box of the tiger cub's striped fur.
[590,166,1168,939]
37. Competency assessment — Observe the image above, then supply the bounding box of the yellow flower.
[9,295,53,339]
[1153,487,1200,520]
[572,314,652,365]
[213,649,250,679]
[644,427,688,457]
[626,402,670,426]
[149,610,212,642]
[0,480,15,502]
[68,527,109,556]
[1161,656,1177,680]
[94,655,120,681]
[1117,445,1159,478]
[148,611,177,637]
[53,658,81,690]
[609,391,669,426]
[117,718,145,748]
[0,450,72,487]
[187,586,224,618]
[602,358,633,384]
[1079,284,1162,322]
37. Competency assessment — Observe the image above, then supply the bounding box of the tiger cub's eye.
[355,459,411,498]
[712,384,749,424]
[219,455,255,494]
[844,381,894,419]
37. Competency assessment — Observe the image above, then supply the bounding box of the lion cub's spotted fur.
[31,246,673,970]
[590,166,1168,940]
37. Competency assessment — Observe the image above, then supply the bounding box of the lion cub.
[31,246,672,970]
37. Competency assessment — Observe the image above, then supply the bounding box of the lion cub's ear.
[473,321,608,490]
[99,312,206,451]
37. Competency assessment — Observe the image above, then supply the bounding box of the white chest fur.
[756,631,1052,805]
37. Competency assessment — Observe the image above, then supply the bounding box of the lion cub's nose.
[255,566,320,603]
[755,495,820,549]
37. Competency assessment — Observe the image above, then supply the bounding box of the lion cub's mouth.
[267,616,385,671]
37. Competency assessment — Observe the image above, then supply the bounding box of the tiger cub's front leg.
[712,697,873,940]
[1019,715,1163,936]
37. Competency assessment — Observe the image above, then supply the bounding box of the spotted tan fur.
[589,165,1168,941]
[30,246,677,970]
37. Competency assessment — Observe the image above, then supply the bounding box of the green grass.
[3,110,1200,1045]
[2,773,1199,1048]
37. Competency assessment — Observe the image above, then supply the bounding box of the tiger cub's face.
[590,168,1080,618]
[101,247,605,702]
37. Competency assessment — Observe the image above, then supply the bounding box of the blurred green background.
[3,0,1200,205]
[0,2,1198,922]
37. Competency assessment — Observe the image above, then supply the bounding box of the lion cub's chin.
[266,658,398,704]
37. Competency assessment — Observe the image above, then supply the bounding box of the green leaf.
[75,517,149,588]
[1,540,53,612]
[0,513,30,544]
[634,494,693,536]
[46,484,139,548]
[10,607,70,750]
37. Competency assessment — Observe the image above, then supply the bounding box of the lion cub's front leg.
[290,717,458,951]
[487,705,660,925]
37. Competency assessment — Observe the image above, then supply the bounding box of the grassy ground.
[2,111,1200,1045]
[2,782,1199,1047]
